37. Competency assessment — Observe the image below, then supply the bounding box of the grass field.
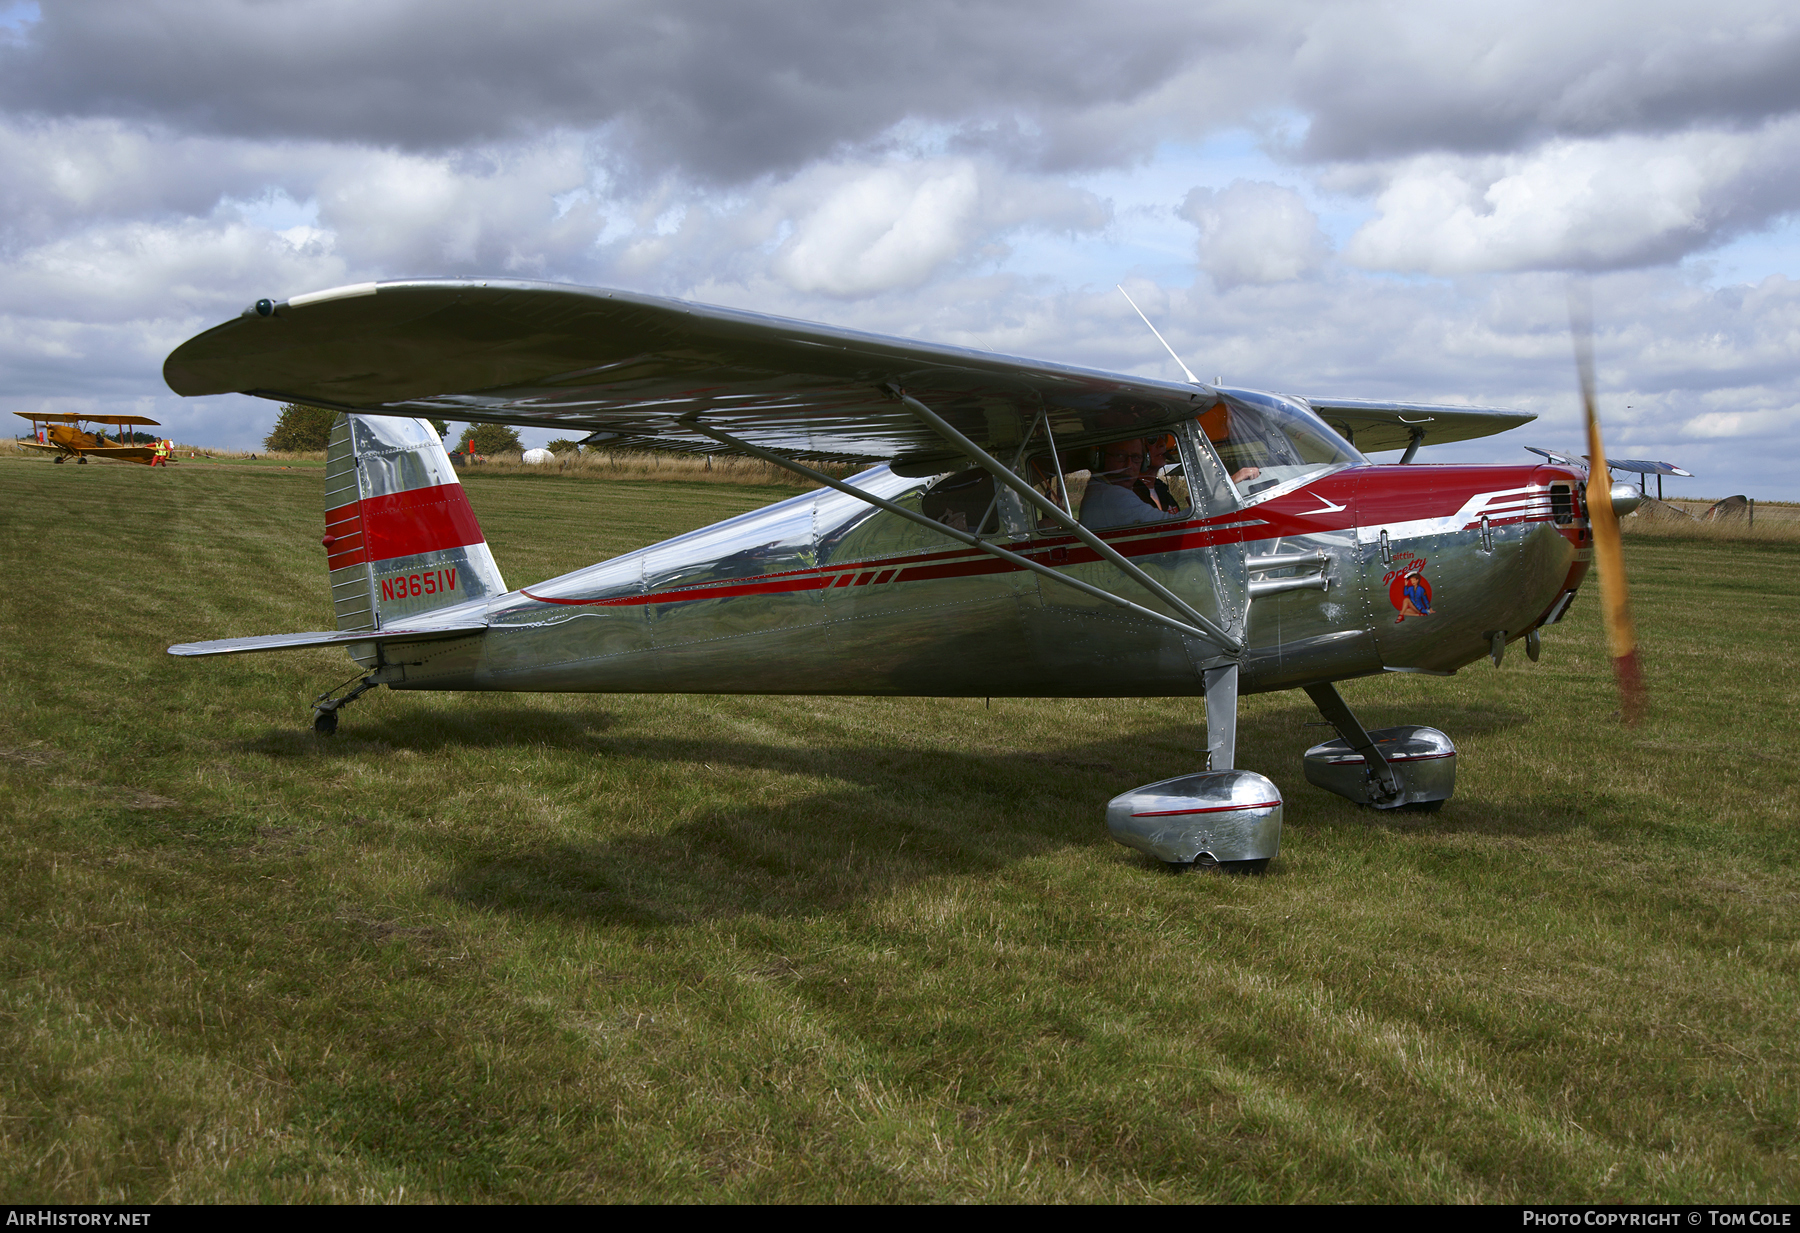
[1,453,1795,1203]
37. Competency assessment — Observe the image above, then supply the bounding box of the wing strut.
[686,417,1240,652]
[889,391,1243,652]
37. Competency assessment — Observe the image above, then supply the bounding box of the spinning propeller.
[1570,289,1646,726]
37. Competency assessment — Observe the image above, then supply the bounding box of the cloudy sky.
[4,0,1799,498]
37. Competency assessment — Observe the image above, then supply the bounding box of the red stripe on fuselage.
[323,483,484,568]
[517,465,1573,611]
[1354,464,1562,525]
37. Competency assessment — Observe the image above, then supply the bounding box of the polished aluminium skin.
[163,279,1596,869]
[368,428,1584,706]
[1303,725,1458,810]
[1107,769,1284,867]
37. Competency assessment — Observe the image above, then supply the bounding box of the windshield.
[1199,390,1364,498]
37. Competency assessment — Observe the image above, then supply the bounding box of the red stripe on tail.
[322,484,484,568]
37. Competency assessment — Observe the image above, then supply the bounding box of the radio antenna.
[1117,285,1203,386]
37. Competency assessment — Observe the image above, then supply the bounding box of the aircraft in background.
[1526,446,1695,516]
[15,413,167,465]
[159,279,1641,872]
[1605,458,1693,504]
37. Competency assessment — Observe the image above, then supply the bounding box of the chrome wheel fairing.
[1106,770,1283,865]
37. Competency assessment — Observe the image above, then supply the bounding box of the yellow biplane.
[15,413,167,465]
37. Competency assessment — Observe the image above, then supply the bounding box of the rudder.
[323,415,506,630]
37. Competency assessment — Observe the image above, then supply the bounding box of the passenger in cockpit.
[1135,433,1181,514]
[1078,438,1187,529]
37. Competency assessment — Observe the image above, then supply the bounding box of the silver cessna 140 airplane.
[163,278,1635,872]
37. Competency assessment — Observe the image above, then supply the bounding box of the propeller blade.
[1570,289,1645,725]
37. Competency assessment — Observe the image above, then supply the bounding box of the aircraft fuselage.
[376,460,1590,699]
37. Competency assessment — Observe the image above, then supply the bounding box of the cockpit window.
[1031,435,1193,532]
[921,468,999,534]
[1199,391,1364,498]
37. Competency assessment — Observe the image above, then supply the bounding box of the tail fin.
[323,415,506,630]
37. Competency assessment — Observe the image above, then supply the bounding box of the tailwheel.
[310,670,385,735]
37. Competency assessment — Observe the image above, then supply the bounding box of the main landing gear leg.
[1303,683,1401,805]
[311,673,384,736]
[1204,663,1238,771]
[1300,682,1456,811]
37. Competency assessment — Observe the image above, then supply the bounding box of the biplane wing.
[164,280,1531,468]
[14,413,163,427]
[21,442,160,461]
[1604,458,1693,478]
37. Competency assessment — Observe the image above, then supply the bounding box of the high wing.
[165,279,1221,470]
[1303,398,1535,455]
[165,279,1532,467]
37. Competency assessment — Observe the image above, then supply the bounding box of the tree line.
[262,405,524,455]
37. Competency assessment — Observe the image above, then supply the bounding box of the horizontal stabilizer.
[168,623,487,658]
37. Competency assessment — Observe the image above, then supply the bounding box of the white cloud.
[1681,408,1789,439]
[312,137,606,280]
[770,159,1107,297]
[775,162,978,296]
[1341,121,1800,275]
[0,217,347,321]
[1180,180,1329,288]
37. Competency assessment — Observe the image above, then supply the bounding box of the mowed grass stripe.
[0,453,1794,1201]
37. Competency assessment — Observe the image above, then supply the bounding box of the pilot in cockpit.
[1198,401,1262,486]
[1077,438,1187,529]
